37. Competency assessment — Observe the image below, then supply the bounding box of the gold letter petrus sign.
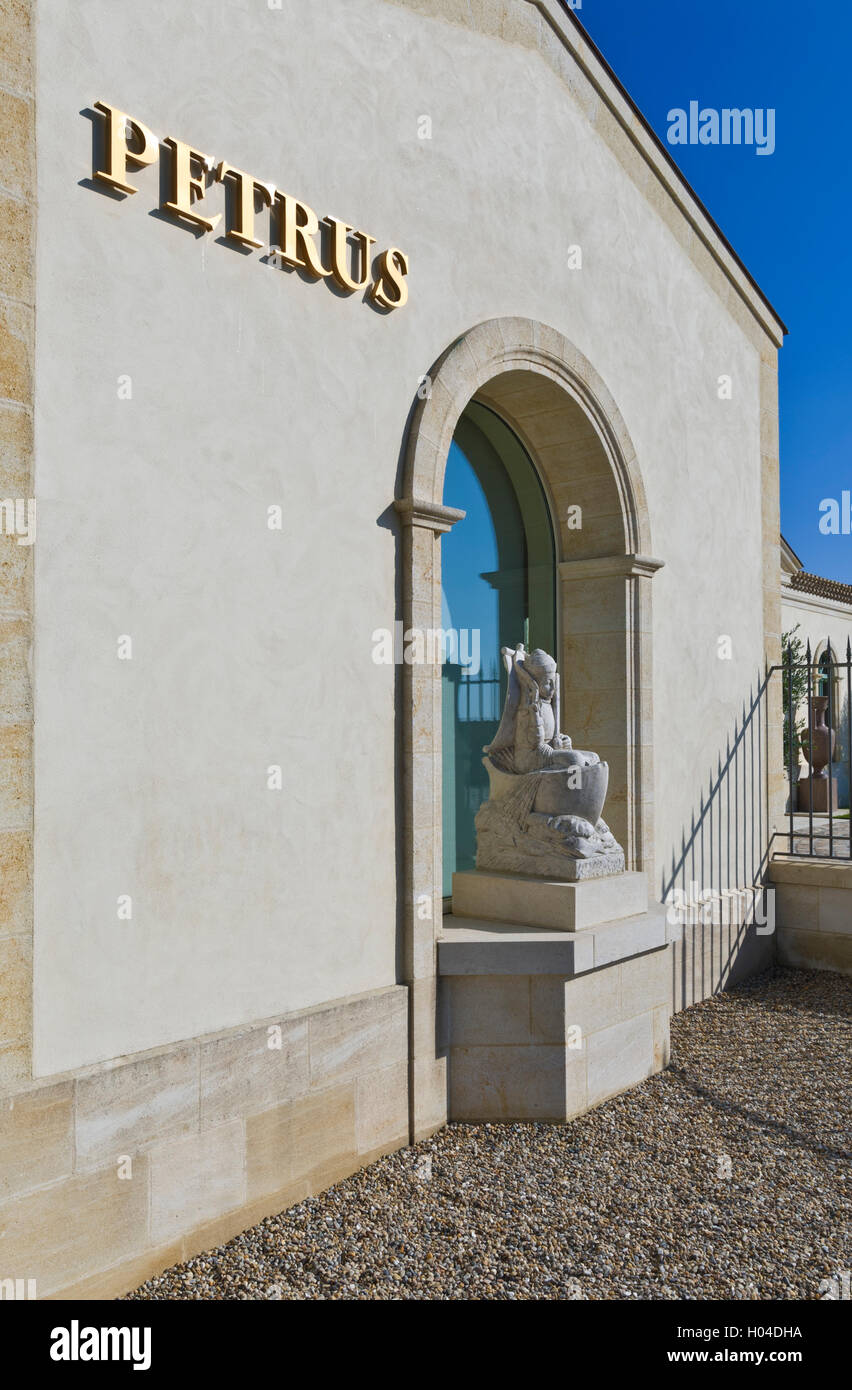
[91,101,410,310]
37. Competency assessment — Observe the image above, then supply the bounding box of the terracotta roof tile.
[789,570,852,605]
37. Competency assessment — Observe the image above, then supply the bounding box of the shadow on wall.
[662,672,776,1011]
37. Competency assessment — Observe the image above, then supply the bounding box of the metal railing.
[455,669,501,723]
[662,641,852,920]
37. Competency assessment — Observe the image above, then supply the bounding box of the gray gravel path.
[127,966,851,1300]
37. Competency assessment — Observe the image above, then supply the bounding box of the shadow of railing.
[661,671,774,1007]
[662,670,772,914]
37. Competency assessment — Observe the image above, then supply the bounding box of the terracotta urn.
[802,696,834,779]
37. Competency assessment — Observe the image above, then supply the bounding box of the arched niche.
[394,317,664,1139]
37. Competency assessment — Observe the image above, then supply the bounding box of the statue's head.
[525,649,557,702]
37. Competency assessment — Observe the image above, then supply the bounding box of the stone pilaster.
[558,554,664,887]
[0,0,34,1089]
[394,497,464,1140]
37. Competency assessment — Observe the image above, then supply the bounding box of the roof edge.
[780,534,804,572]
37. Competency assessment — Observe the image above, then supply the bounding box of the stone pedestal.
[797,774,840,813]
[452,868,648,932]
[438,907,676,1122]
[770,856,852,977]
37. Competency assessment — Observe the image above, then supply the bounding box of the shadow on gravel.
[722,965,852,1017]
[665,1063,852,1164]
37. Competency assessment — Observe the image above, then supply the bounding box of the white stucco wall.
[33,0,771,1073]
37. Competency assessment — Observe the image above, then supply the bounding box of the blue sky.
[576,0,852,582]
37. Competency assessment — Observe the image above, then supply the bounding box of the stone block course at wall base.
[0,985,408,1299]
[770,857,852,975]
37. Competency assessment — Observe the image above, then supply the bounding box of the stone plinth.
[439,909,674,1123]
[452,868,647,932]
[770,856,852,976]
[796,776,840,814]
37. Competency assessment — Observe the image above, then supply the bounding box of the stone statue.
[475,644,625,879]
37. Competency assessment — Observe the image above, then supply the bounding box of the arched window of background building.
[441,402,556,899]
[817,647,831,699]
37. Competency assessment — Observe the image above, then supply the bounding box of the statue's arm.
[515,701,548,755]
[514,658,535,699]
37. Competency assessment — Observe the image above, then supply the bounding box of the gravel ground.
[127,966,851,1301]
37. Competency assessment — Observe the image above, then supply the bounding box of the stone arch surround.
[394,317,665,1138]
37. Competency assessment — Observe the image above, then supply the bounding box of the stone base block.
[797,776,840,813]
[452,868,647,931]
[770,856,852,977]
[440,911,672,1122]
[778,928,852,974]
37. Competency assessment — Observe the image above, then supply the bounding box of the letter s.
[370,248,410,310]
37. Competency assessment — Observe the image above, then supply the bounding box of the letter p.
[93,101,159,194]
